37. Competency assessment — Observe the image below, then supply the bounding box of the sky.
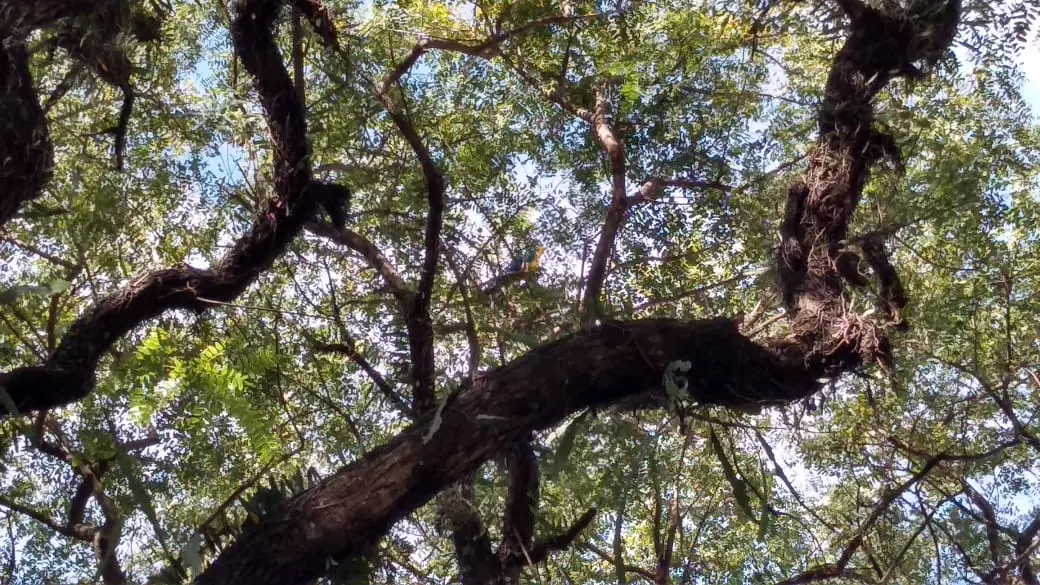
[1021,39,1040,111]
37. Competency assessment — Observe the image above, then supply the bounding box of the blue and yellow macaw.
[480,244,546,296]
[506,244,545,274]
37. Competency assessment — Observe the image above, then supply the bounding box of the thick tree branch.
[499,439,539,574]
[290,0,339,50]
[196,317,823,585]
[0,0,337,417]
[0,1,97,31]
[0,35,53,228]
[441,480,499,585]
[773,0,959,372]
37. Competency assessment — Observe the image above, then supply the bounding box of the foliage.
[1,0,1040,584]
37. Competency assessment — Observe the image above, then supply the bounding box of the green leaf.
[0,285,50,305]
[116,452,170,555]
[546,411,589,479]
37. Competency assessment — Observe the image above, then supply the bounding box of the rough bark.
[0,0,342,416]
[0,35,53,228]
[0,0,963,582]
[196,318,821,585]
[194,1,961,582]
[0,0,98,32]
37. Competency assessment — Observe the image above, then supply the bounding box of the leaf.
[757,509,773,542]
[0,284,50,305]
[116,452,170,554]
[48,278,70,294]
[546,410,589,479]
[504,330,542,348]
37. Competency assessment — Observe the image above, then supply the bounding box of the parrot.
[479,244,545,296]
[506,244,545,274]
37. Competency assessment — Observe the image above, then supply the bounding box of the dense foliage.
[2,0,1040,583]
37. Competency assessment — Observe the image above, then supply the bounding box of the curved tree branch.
[196,317,823,585]
[0,0,339,417]
[192,1,962,581]
[307,222,416,310]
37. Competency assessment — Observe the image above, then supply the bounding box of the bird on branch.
[506,244,545,274]
[481,244,545,296]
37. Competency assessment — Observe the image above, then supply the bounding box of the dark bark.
[376,97,445,413]
[0,35,53,228]
[1,0,963,582]
[774,0,959,373]
[196,317,820,585]
[442,481,500,585]
[0,0,341,417]
[0,1,100,32]
[581,90,628,320]
[194,1,961,581]
[498,440,539,577]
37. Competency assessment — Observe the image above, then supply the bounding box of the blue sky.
[1021,44,1040,110]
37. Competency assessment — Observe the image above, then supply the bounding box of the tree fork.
[195,0,962,582]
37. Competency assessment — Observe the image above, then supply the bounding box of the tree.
[1,0,1039,584]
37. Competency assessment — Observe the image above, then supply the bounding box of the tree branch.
[196,317,823,585]
[528,507,597,564]
[835,456,942,569]
[499,439,539,572]
[314,341,414,416]
[0,495,90,541]
[0,0,336,417]
[962,481,1004,567]
[375,14,590,95]
[1015,508,1040,585]
[0,35,53,229]
[440,480,499,584]
[579,540,656,581]
[308,222,416,311]
[374,90,444,414]
[581,89,627,320]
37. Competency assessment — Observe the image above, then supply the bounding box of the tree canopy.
[2,0,1040,584]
